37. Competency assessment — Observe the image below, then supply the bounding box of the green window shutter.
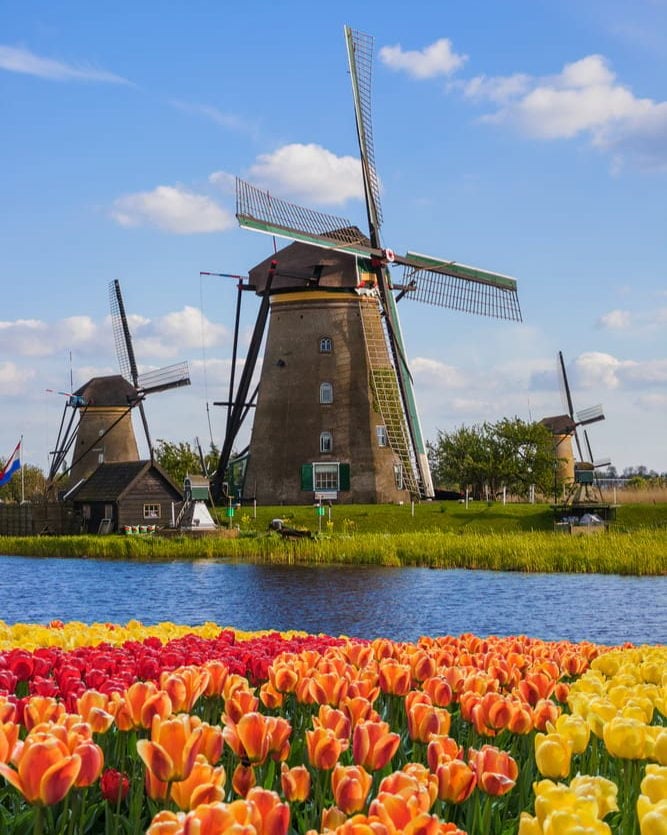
[339,463,350,491]
[300,464,313,491]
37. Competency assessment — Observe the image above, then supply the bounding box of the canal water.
[1,556,664,646]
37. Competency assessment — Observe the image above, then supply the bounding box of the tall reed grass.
[1,529,665,575]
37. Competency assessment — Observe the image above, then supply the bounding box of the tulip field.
[0,620,665,834]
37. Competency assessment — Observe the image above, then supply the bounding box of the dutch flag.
[0,441,21,487]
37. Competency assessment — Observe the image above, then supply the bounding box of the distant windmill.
[541,350,610,503]
[47,281,190,488]
[210,26,522,505]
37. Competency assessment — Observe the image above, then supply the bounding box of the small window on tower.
[320,432,333,453]
[319,337,333,353]
[376,425,388,447]
[319,382,333,404]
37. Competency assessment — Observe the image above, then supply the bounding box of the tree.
[427,417,555,500]
[0,462,47,503]
[153,440,220,487]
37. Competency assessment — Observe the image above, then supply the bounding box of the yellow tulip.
[569,775,619,818]
[603,716,649,760]
[641,765,667,804]
[551,714,591,755]
[535,732,573,779]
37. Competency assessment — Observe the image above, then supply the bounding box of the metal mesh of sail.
[346,27,383,228]
[138,363,190,395]
[400,266,523,321]
[237,178,368,248]
[109,280,135,383]
[576,404,604,425]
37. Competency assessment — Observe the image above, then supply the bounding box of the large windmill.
[211,26,522,505]
[541,350,609,504]
[48,281,190,489]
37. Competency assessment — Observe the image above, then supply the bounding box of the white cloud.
[458,53,667,170]
[248,143,363,205]
[128,307,228,362]
[170,100,255,135]
[411,357,467,387]
[111,185,234,234]
[379,38,467,79]
[597,309,633,329]
[0,44,128,83]
[0,361,33,395]
[209,171,236,195]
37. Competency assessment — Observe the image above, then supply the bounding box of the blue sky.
[2,0,666,478]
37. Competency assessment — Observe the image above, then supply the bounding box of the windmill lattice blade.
[236,178,369,251]
[576,404,604,425]
[109,280,136,384]
[400,266,522,321]
[138,362,191,395]
[558,351,575,420]
[345,26,383,230]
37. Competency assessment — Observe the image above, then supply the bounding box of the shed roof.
[67,461,182,502]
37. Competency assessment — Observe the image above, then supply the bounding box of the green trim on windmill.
[404,251,518,290]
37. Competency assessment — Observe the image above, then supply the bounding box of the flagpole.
[20,435,24,504]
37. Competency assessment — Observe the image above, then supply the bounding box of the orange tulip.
[331,764,373,815]
[259,681,285,710]
[352,720,401,771]
[246,787,290,835]
[422,677,454,708]
[222,673,253,701]
[407,703,451,743]
[169,755,226,811]
[223,712,272,765]
[266,715,292,762]
[309,672,349,707]
[269,662,300,694]
[320,805,348,832]
[0,736,81,805]
[313,705,351,743]
[145,809,185,834]
[435,759,477,804]
[305,727,344,771]
[23,696,66,731]
[369,788,431,830]
[346,677,381,704]
[471,693,513,737]
[506,699,534,735]
[198,721,224,766]
[112,682,172,731]
[76,690,115,735]
[378,659,412,696]
[342,642,374,669]
[0,699,17,723]
[0,722,19,764]
[341,696,378,729]
[468,745,518,796]
[137,714,204,783]
[223,689,260,724]
[72,738,104,788]
[518,672,556,706]
[426,735,462,771]
[401,763,439,809]
[160,666,210,713]
[202,659,229,697]
[532,698,560,732]
[409,650,438,683]
[281,762,311,802]
[231,762,256,797]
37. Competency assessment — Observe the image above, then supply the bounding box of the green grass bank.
[1,502,665,575]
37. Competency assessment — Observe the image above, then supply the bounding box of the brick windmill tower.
[211,27,522,505]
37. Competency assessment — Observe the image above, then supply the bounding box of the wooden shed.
[65,461,182,534]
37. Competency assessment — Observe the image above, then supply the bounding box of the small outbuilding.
[65,460,183,533]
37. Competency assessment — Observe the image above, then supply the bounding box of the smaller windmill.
[541,351,610,505]
[47,281,190,489]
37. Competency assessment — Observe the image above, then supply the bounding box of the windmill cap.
[540,414,577,434]
[74,375,138,406]
[249,239,365,293]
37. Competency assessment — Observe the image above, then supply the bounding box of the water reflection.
[1,555,664,645]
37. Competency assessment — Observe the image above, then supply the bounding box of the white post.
[502,486,506,505]
[253,498,257,519]
[411,500,415,517]
[465,488,469,508]
[20,436,25,504]
[171,502,175,526]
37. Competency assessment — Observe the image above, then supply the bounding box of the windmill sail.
[109,280,191,456]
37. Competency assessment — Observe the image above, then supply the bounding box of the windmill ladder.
[358,295,421,497]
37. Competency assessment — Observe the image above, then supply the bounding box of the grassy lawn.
[212,500,666,535]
